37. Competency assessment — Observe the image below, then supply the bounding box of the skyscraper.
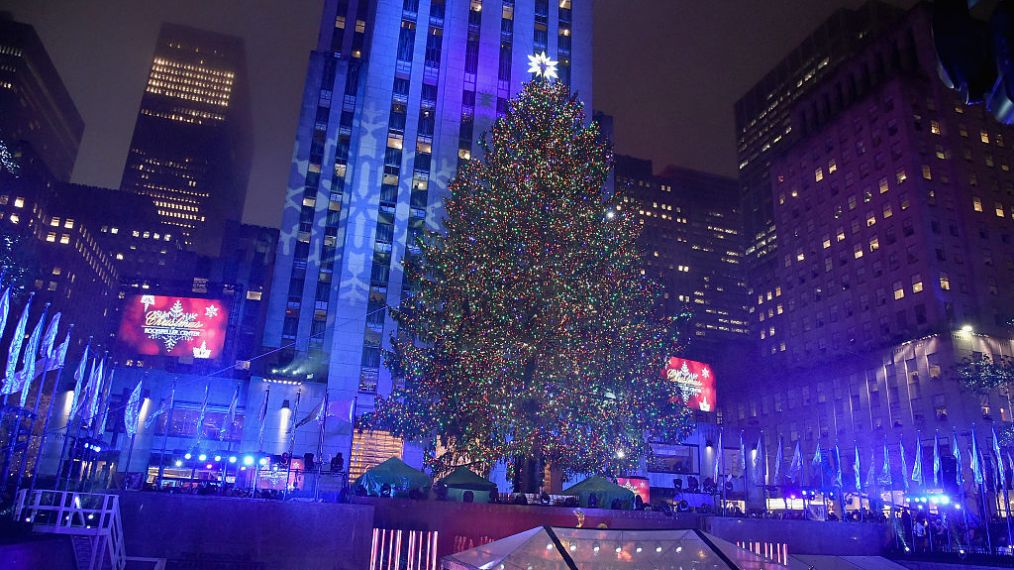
[724,3,1014,483]
[119,23,251,255]
[263,0,592,473]
[614,155,750,366]
[0,15,84,182]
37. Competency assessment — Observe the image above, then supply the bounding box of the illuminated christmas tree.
[368,77,694,482]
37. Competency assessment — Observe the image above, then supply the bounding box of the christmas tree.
[368,77,694,480]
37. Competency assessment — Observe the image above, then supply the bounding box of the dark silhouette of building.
[0,15,84,181]
[119,23,251,256]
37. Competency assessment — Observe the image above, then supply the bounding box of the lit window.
[973,197,983,212]
[930,121,941,135]
[912,275,923,293]
[52,267,61,276]
[828,160,837,174]
[882,204,893,218]
[822,237,831,249]
[115,253,124,261]
[815,168,824,182]
[50,217,60,227]
[59,234,70,244]
[879,179,889,194]
[996,203,1006,218]
[9,214,18,224]
[922,165,932,180]
[866,213,876,227]
[896,169,907,184]
[45,232,56,243]
[981,130,990,144]
[349,429,404,481]
[796,251,805,262]
[854,244,864,259]
[869,237,880,252]
[246,290,263,301]
[893,281,905,300]
[940,273,951,291]
[110,227,119,234]
[13,197,24,208]
[837,228,846,242]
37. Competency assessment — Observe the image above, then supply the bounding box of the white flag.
[17,307,48,407]
[124,380,143,436]
[68,344,90,420]
[219,386,239,440]
[0,287,10,338]
[39,312,60,359]
[2,294,32,392]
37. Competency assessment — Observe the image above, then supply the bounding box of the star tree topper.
[527,51,559,80]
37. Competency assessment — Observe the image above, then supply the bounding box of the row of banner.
[718,427,1011,493]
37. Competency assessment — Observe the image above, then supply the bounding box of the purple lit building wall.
[260,0,593,476]
[724,3,1014,491]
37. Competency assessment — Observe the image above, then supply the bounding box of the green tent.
[438,466,498,502]
[561,477,634,509]
[355,458,431,497]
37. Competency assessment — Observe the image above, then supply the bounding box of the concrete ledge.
[117,492,374,570]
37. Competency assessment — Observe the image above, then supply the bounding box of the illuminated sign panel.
[118,295,228,359]
[664,357,715,412]
[616,476,651,505]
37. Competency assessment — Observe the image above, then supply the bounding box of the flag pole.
[314,390,328,501]
[12,347,55,501]
[282,389,301,501]
[156,380,176,490]
[1,301,48,496]
[28,328,71,498]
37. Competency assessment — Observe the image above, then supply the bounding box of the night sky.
[4,0,915,228]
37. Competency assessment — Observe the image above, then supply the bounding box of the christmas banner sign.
[664,357,716,412]
[616,476,651,505]
[118,295,228,359]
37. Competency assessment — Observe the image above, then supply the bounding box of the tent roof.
[438,466,497,491]
[355,457,430,489]
[562,476,635,498]
[443,526,787,569]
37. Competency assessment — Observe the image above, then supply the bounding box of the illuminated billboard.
[616,476,651,505]
[664,357,715,412]
[118,295,228,359]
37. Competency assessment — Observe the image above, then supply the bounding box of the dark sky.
[4,0,915,228]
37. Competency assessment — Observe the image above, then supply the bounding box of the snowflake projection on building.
[204,305,219,318]
[527,51,559,80]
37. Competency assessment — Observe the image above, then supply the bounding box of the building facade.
[724,3,1014,499]
[262,0,593,474]
[0,15,84,182]
[614,155,750,367]
[119,23,251,255]
[0,144,119,343]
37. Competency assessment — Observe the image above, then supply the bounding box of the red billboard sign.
[118,295,228,359]
[616,476,650,505]
[664,357,715,412]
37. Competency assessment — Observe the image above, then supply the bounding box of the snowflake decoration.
[146,300,200,351]
[701,367,710,379]
[527,51,559,80]
[205,305,219,318]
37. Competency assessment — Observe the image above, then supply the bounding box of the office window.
[911,274,923,293]
[973,197,983,212]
